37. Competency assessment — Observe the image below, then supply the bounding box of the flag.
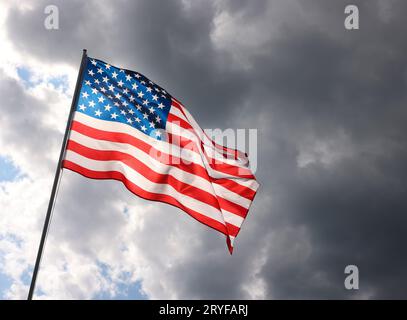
[62,56,259,253]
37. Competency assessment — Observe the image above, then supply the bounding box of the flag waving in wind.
[62,56,259,253]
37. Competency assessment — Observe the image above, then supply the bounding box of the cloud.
[1,0,407,299]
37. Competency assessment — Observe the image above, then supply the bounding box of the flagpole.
[27,49,88,300]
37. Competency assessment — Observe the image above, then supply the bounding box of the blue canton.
[76,57,172,140]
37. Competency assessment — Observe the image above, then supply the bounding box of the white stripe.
[65,149,236,227]
[212,183,251,209]
[229,235,235,247]
[221,209,244,227]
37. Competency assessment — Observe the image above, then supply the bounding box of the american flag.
[62,57,259,253]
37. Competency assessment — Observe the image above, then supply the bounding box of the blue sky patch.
[94,262,147,300]
[0,156,21,182]
[17,66,69,92]
[0,272,13,299]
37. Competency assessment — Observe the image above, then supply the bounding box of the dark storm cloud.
[4,0,407,298]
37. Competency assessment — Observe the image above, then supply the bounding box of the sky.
[0,0,407,299]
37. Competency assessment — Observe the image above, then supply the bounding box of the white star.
[89,100,96,108]
[98,96,105,103]
[137,91,144,98]
[141,80,146,85]
[85,80,91,86]
[135,73,141,79]
[152,94,158,101]
[128,109,134,115]
[155,131,162,137]
[112,71,118,79]
[135,117,141,123]
[143,112,148,119]
[123,88,129,94]
[146,87,152,93]
[102,76,109,83]
[114,102,120,107]
[115,93,122,99]
[141,125,147,132]
[111,112,118,119]
[79,104,86,111]
[95,110,102,117]
[104,104,112,111]
[108,84,115,92]
[149,121,155,128]
[155,115,161,123]
[127,118,133,124]
[157,102,164,109]
[122,101,128,107]
[97,68,104,74]
[129,95,135,102]
[94,79,100,85]
[117,80,124,87]
[105,63,111,69]
[125,74,132,81]
[88,69,95,76]
[81,92,89,99]
[136,104,142,111]
[100,87,107,93]
[149,106,155,113]
[132,83,138,90]
[143,99,149,106]
[91,59,97,66]
[120,110,127,115]
[91,88,98,95]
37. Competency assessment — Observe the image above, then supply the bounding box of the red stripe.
[67,140,226,212]
[218,197,248,218]
[167,113,193,130]
[213,179,257,200]
[225,223,240,239]
[62,160,237,238]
